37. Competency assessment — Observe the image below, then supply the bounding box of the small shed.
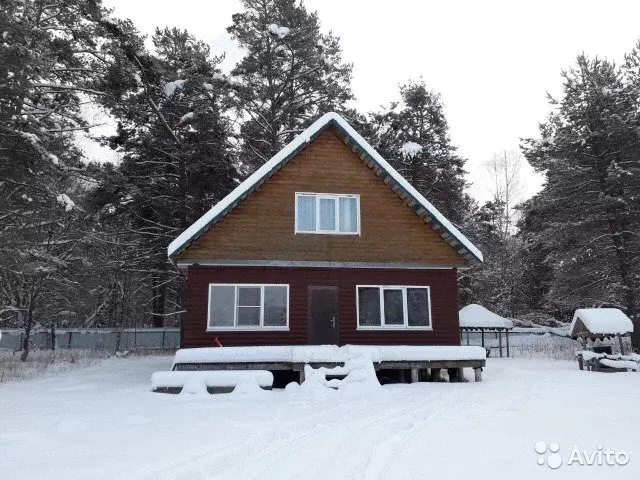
[569,308,634,354]
[459,304,514,357]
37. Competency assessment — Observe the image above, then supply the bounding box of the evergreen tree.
[0,0,111,358]
[228,0,353,170]
[95,24,237,327]
[521,53,640,345]
[371,80,469,223]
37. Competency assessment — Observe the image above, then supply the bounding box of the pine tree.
[228,0,353,170]
[371,80,469,224]
[521,53,640,345]
[94,25,237,327]
[0,0,111,358]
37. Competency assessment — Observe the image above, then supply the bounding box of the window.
[208,284,289,330]
[295,193,360,234]
[356,286,432,329]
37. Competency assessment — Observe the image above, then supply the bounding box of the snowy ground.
[2,355,639,479]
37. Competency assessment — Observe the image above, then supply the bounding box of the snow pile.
[179,112,194,124]
[295,350,382,398]
[56,193,76,212]
[569,308,633,337]
[459,304,513,329]
[172,344,486,367]
[164,79,186,97]
[266,23,291,39]
[400,141,423,158]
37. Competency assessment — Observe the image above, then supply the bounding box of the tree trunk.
[607,218,639,349]
[20,288,36,361]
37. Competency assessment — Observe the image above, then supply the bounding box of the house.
[168,112,483,349]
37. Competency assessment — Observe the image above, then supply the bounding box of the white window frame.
[207,283,290,331]
[356,285,432,330]
[294,192,361,235]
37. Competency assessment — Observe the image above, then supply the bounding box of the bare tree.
[483,150,524,237]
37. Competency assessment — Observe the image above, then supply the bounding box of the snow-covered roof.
[167,112,483,263]
[458,304,514,329]
[569,308,634,338]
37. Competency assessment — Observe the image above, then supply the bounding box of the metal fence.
[0,328,180,351]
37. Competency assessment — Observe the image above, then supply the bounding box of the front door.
[307,286,339,345]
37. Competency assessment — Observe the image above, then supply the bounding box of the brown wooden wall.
[177,128,467,267]
[183,265,462,347]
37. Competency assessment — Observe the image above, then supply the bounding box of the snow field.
[2,354,640,479]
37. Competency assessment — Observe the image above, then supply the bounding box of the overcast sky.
[101,0,640,202]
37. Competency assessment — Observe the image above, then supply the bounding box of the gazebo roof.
[459,304,513,330]
[569,308,634,339]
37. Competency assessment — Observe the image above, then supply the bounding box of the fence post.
[68,331,73,349]
[161,329,166,349]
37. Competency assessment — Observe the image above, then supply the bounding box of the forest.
[1,0,639,357]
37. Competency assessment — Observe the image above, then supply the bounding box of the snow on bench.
[172,345,486,368]
[151,370,273,395]
[576,350,640,372]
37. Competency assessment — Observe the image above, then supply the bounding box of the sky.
[100,0,640,203]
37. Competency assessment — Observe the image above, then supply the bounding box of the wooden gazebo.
[569,308,634,354]
[459,304,514,357]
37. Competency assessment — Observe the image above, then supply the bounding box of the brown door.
[307,286,339,345]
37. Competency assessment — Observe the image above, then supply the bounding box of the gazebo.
[569,308,634,355]
[459,304,514,357]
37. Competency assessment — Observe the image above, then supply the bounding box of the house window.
[356,286,432,329]
[208,284,289,330]
[295,193,360,234]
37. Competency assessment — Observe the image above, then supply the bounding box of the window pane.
[383,289,404,325]
[358,287,381,326]
[407,288,430,327]
[237,307,260,326]
[237,286,260,306]
[297,195,316,231]
[319,198,336,231]
[338,197,358,233]
[264,286,287,326]
[210,286,235,327]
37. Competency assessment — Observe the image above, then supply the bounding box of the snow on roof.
[569,308,634,338]
[167,112,483,262]
[458,304,513,329]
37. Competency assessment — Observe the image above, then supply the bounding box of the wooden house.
[168,113,483,348]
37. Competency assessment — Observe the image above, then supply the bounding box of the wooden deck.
[173,358,486,383]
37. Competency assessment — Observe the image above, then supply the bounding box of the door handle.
[330,316,336,328]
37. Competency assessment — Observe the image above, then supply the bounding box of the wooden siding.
[177,128,468,267]
[183,265,461,348]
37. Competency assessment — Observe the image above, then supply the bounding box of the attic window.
[295,193,360,234]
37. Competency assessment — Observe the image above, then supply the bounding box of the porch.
[171,345,487,384]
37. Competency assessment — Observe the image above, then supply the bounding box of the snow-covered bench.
[151,370,273,394]
[576,351,640,372]
[171,345,487,382]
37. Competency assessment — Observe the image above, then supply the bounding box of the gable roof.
[168,112,483,263]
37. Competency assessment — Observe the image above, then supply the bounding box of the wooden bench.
[151,370,273,394]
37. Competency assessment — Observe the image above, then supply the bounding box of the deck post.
[474,367,482,382]
[618,334,625,355]
[411,368,419,383]
[498,330,503,357]
[466,331,470,345]
[506,330,510,357]
[481,328,485,348]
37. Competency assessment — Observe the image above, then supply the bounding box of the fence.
[0,328,181,352]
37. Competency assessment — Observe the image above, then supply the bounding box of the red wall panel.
[184,266,461,348]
